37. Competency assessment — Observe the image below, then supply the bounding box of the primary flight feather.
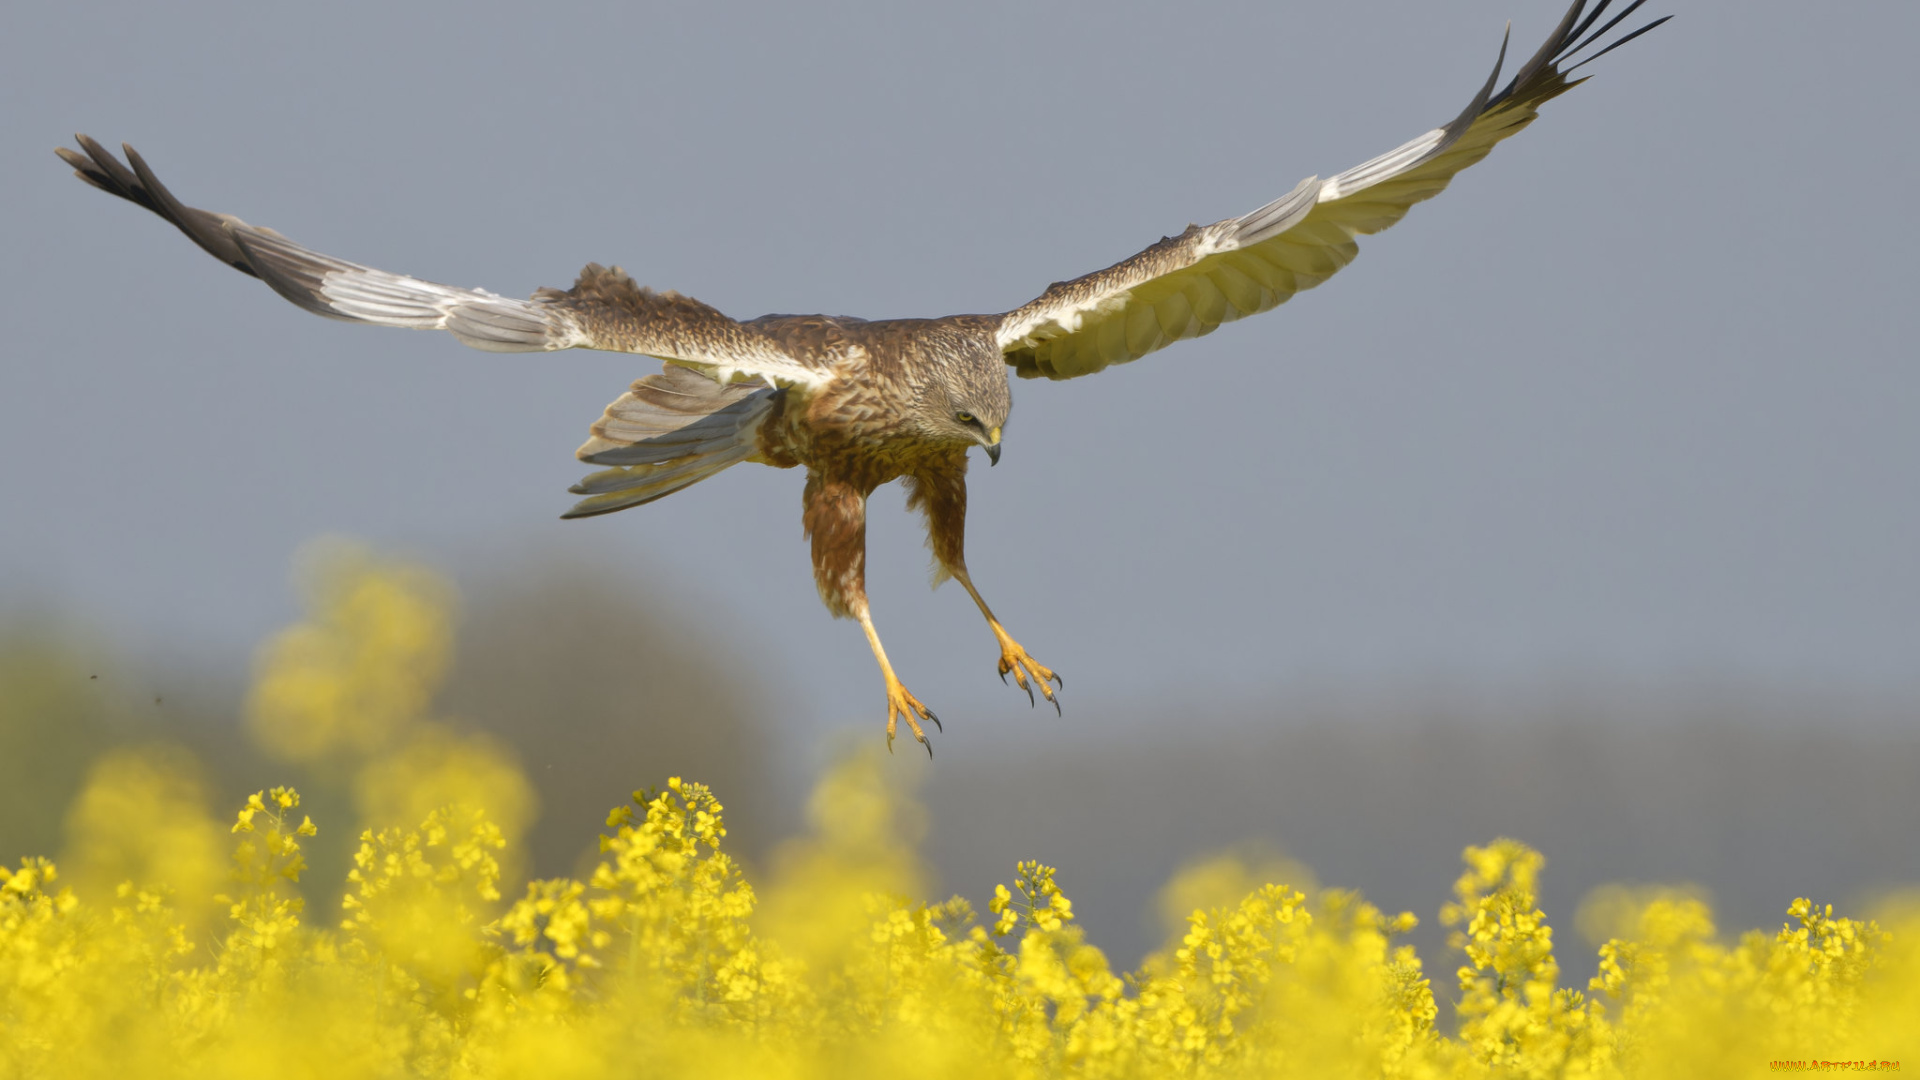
[58,0,1668,754]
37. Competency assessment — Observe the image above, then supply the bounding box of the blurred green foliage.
[0,626,124,864]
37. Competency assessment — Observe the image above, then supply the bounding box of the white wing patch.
[1318,128,1450,202]
[998,289,1134,353]
[691,357,831,392]
[314,267,591,352]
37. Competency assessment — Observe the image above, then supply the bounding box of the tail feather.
[563,455,752,518]
[562,365,780,518]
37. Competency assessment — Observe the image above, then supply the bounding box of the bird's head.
[919,348,1012,465]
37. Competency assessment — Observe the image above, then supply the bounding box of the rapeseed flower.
[5,542,1917,1077]
[8,759,1920,1077]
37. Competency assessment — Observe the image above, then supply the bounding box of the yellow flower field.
[3,543,1914,1078]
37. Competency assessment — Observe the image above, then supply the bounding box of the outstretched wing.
[995,0,1668,380]
[55,136,829,391]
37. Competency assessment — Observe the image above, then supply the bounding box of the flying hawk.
[58,1,1667,754]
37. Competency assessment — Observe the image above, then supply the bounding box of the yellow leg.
[953,570,1061,714]
[856,605,940,755]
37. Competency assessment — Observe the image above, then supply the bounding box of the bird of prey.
[59,0,1666,754]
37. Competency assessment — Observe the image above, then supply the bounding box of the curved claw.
[1049,690,1062,718]
[886,730,933,757]
[994,637,1060,714]
[883,676,939,754]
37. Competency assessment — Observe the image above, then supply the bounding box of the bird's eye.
[955,411,976,425]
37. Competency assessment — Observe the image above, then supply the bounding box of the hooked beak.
[985,427,1002,466]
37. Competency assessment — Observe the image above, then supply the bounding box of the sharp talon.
[991,635,1058,715]
[923,737,933,759]
[1050,693,1062,718]
[882,678,936,753]
[999,669,1008,685]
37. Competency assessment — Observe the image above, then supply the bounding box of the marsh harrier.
[59,1,1667,752]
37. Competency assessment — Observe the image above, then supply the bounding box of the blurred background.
[3,0,1915,971]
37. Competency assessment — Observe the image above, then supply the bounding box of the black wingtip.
[1494,0,1587,105]
[55,144,112,194]
[56,136,266,278]
[1565,0,1612,50]
[59,135,133,200]
[1566,14,1672,75]
[1564,0,1654,64]
[1478,0,1669,114]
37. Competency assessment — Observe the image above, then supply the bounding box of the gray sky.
[4,0,1916,752]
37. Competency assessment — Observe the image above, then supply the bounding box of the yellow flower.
[10,761,1920,1078]
[231,791,267,834]
[12,542,1920,1079]
[244,538,455,763]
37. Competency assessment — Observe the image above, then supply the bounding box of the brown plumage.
[54,0,1665,753]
